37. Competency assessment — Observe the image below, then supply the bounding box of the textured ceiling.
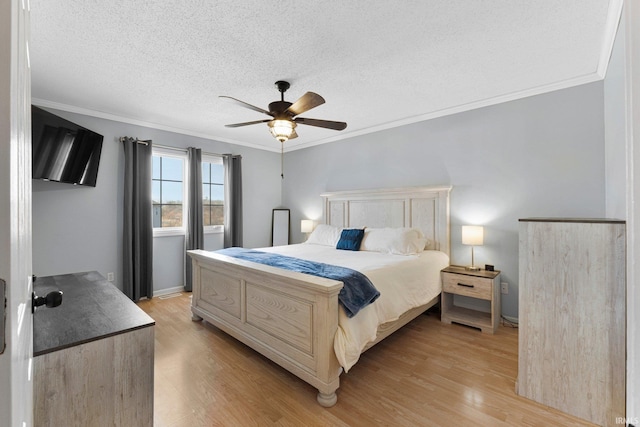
[30,1,621,152]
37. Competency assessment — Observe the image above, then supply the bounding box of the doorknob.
[32,290,63,313]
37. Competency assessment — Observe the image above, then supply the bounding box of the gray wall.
[32,82,607,314]
[282,82,606,319]
[32,109,282,293]
[604,15,627,219]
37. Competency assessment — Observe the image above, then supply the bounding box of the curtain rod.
[119,138,229,158]
[154,144,224,158]
[118,137,150,146]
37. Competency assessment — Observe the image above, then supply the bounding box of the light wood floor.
[137,294,596,427]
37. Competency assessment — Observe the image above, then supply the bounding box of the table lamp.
[462,225,484,271]
[301,220,314,240]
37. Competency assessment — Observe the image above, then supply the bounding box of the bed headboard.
[320,186,451,257]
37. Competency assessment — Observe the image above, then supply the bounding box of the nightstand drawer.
[442,272,492,300]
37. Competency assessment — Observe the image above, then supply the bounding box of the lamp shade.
[268,119,296,142]
[301,219,314,233]
[462,225,484,246]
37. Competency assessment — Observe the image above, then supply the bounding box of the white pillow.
[360,227,427,255]
[305,224,343,246]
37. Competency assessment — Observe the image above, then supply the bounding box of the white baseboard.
[153,285,184,298]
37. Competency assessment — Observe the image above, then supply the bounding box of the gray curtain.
[122,137,153,301]
[223,154,243,248]
[185,147,203,292]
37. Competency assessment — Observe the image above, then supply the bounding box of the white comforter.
[259,244,449,372]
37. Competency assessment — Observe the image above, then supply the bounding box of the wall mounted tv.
[32,105,104,187]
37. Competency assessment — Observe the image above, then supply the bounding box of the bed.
[188,186,451,406]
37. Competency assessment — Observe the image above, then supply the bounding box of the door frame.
[0,0,33,426]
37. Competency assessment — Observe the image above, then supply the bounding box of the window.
[202,155,224,233]
[151,148,224,236]
[152,148,186,234]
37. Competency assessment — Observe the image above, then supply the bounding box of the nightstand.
[440,266,501,334]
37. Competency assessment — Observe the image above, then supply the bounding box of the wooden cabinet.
[518,219,625,426]
[33,272,155,426]
[440,266,501,333]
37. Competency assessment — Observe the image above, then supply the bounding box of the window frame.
[152,146,188,237]
[201,154,225,235]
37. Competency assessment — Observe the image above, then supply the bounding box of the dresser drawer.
[442,272,492,300]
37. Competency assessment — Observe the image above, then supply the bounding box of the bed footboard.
[188,249,344,407]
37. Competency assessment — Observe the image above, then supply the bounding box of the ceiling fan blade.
[295,117,347,131]
[219,96,272,116]
[224,119,271,128]
[286,92,325,116]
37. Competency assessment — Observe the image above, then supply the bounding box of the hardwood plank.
[138,294,596,427]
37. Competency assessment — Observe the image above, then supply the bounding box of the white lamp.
[462,225,484,271]
[301,220,314,240]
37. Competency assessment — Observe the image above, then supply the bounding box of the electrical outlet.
[107,272,114,282]
[501,282,508,294]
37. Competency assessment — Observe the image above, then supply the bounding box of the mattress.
[259,243,449,372]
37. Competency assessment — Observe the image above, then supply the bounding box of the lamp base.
[466,246,481,271]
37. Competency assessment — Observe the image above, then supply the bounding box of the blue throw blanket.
[217,248,380,318]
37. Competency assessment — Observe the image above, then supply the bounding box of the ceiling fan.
[221,81,347,143]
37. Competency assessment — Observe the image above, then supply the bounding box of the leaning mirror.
[272,209,290,246]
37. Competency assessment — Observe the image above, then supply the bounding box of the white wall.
[32,109,282,293]
[283,82,606,320]
[604,7,640,419]
[618,1,640,419]
[605,5,640,418]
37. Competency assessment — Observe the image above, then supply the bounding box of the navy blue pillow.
[336,228,365,251]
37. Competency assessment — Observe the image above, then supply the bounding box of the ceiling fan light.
[268,119,296,142]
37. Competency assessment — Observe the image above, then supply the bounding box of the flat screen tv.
[32,105,104,187]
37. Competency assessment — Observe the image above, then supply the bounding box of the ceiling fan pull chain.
[281,141,284,180]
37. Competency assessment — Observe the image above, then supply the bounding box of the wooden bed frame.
[188,186,451,406]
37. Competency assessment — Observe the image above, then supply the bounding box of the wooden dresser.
[517,218,625,426]
[33,271,155,427]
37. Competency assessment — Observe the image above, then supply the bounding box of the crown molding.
[30,98,283,153]
[33,66,608,155]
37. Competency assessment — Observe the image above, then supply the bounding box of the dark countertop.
[33,271,155,356]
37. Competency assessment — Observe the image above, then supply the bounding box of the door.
[0,1,33,426]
